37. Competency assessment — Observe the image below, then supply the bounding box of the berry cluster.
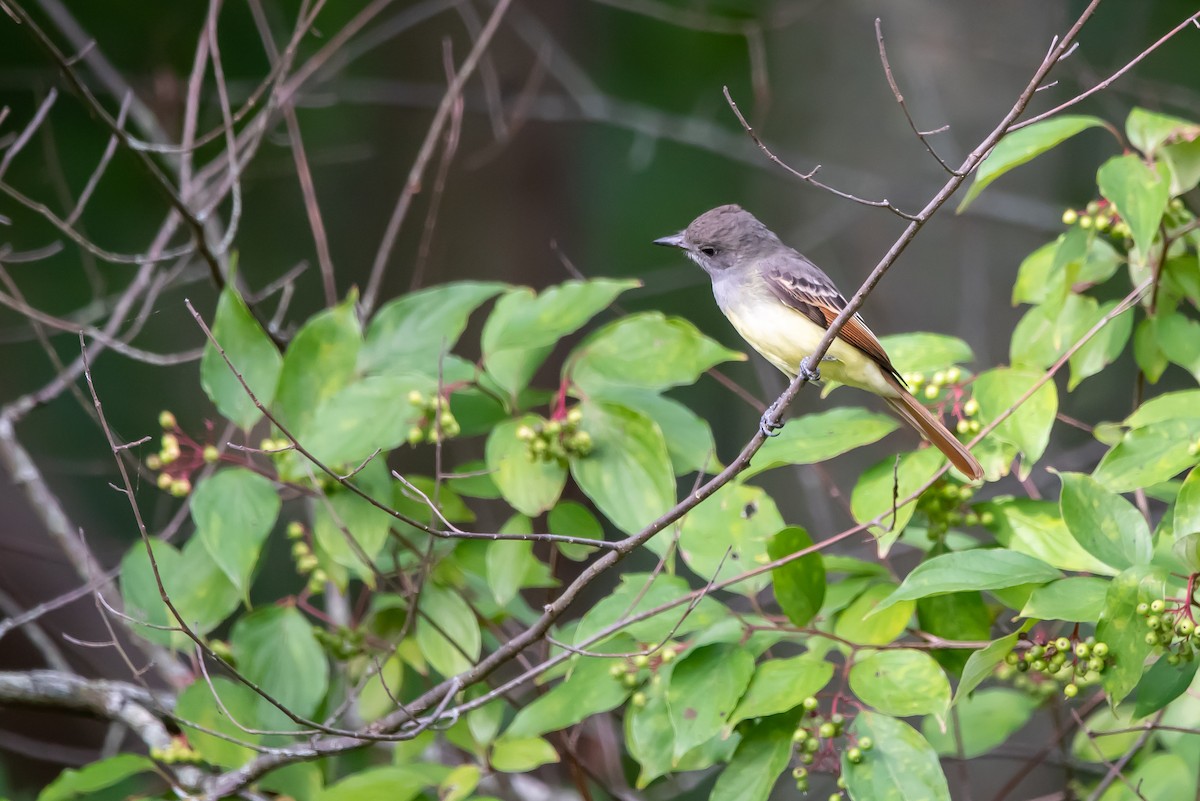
[516,407,592,465]
[1137,597,1198,664]
[314,624,367,661]
[150,735,201,764]
[406,390,461,445]
[1001,635,1111,698]
[146,410,219,496]
[1063,197,1191,243]
[902,367,981,438]
[1061,200,1126,238]
[611,643,680,704]
[789,697,870,794]
[917,479,993,541]
[287,521,328,595]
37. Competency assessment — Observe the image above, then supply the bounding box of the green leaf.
[485,279,636,351]
[841,711,951,801]
[177,677,262,767]
[1126,107,1200,157]
[1163,136,1200,195]
[1071,706,1143,763]
[1157,311,1200,383]
[834,583,914,646]
[676,482,785,593]
[1099,753,1197,801]
[38,755,155,801]
[1059,472,1151,571]
[768,526,825,626]
[231,606,329,725]
[850,447,945,553]
[505,643,634,738]
[275,297,361,431]
[485,416,567,517]
[1010,294,1092,370]
[200,285,282,429]
[878,550,1060,611]
[985,498,1117,575]
[568,312,744,393]
[590,388,717,476]
[1020,577,1110,622]
[1068,302,1132,390]
[710,717,794,801]
[625,669,676,787]
[1127,390,1200,427]
[312,459,393,578]
[574,573,728,648]
[362,281,506,375]
[1012,241,1058,306]
[316,766,431,801]
[485,515,536,606]
[192,467,280,599]
[1098,153,1170,257]
[1096,566,1165,703]
[956,632,1022,702]
[416,583,482,678]
[1134,317,1170,383]
[490,736,560,772]
[1172,532,1200,573]
[1094,419,1200,492]
[973,367,1057,476]
[300,374,433,467]
[1176,468,1200,536]
[727,655,833,729]
[548,500,605,561]
[570,402,674,536]
[877,332,974,375]
[922,689,1037,758]
[665,643,755,758]
[850,650,950,718]
[1133,654,1200,718]
[916,588,994,676]
[959,115,1105,210]
[743,407,899,479]
[120,538,240,648]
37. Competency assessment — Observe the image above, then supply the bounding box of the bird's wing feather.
[761,258,903,384]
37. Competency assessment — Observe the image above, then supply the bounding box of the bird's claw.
[759,403,784,438]
[799,357,821,383]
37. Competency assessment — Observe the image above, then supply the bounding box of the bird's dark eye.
[699,246,717,257]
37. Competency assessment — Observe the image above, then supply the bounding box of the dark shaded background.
[1,1,1198,796]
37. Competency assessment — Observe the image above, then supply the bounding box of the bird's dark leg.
[798,356,822,383]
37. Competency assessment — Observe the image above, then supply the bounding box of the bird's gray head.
[653,204,783,276]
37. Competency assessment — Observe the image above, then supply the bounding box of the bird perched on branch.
[655,204,983,481]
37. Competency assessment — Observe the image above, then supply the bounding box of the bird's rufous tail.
[883,376,983,481]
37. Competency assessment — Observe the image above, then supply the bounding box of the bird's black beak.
[653,232,685,248]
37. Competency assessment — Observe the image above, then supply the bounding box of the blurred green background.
[1,0,1198,793]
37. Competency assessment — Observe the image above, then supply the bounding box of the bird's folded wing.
[761,261,903,384]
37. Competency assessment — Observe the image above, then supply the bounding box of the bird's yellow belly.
[723,300,897,397]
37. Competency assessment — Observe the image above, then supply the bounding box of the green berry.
[159,410,177,429]
[858,736,873,751]
[631,692,647,707]
[1087,657,1105,672]
[1063,683,1078,698]
[407,426,424,446]
[804,737,820,753]
[945,367,962,384]
[632,654,649,668]
[660,647,677,663]
[1054,637,1071,652]
[793,728,809,743]
[819,722,837,739]
[1146,632,1161,646]
[923,384,939,400]
[1151,599,1166,614]
[1079,214,1093,229]
[169,478,191,498]
[1136,602,1151,616]
[1062,209,1079,225]
[609,664,625,679]
[847,747,863,764]
[801,696,819,712]
[792,767,808,779]
[407,390,425,406]
[1092,642,1108,658]
[1178,619,1195,637]
[1005,652,1019,665]
[1074,643,1090,659]
[566,407,584,425]
[1147,615,1161,630]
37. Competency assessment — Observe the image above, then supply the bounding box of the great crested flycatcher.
[655,203,983,481]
